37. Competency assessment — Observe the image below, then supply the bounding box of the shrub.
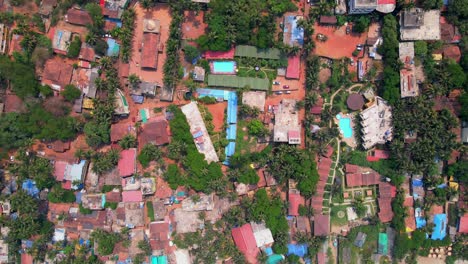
[104,202,118,210]
[67,36,82,58]
[62,84,81,101]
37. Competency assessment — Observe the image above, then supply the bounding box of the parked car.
[356,44,363,51]
[346,26,350,34]
[283,85,290,89]
[316,33,328,42]
[273,81,280,85]
[275,91,283,95]
[285,91,291,94]
[350,58,355,66]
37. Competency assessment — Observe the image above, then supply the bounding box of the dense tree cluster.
[168,107,223,193]
[90,229,122,256]
[267,145,319,198]
[91,149,120,175]
[378,15,400,104]
[173,222,246,263]
[0,104,82,152]
[137,143,163,168]
[390,97,459,175]
[223,189,289,254]
[9,150,55,189]
[67,36,82,58]
[196,0,297,51]
[0,55,39,98]
[83,63,119,148]
[117,9,136,62]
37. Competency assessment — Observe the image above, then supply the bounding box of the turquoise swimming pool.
[211,61,236,74]
[337,114,353,138]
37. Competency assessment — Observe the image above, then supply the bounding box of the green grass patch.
[339,224,382,263]
[235,120,257,155]
[147,201,155,222]
[330,205,348,226]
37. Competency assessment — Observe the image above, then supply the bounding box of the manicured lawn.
[330,204,348,226]
[339,224,382,263]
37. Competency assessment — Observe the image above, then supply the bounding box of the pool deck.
[335,112,357,148]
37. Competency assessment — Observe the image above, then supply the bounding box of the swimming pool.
[337,114,353,138]
[211,61,236,74]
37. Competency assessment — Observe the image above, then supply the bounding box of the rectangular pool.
[337,114,353,138]
[211,61,236,74]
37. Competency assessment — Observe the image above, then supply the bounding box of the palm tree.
[128,74,141,89]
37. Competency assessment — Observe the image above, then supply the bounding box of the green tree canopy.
[62,84,82,101]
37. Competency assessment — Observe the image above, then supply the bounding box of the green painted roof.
[207,75,270,91]
[235,45,283,60]
[267,254,284,264]
[378,233,388,255]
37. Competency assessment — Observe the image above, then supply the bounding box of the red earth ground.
[204,101,227,133]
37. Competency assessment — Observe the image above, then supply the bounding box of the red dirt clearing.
[182,10,207,40]
[205,102,227,133]
[313,22,368,59]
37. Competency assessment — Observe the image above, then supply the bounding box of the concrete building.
[400,9,440,40]
[360,97,393,149]
[273,99,301,145]
[399,42,419,98]
[348,0,377,14]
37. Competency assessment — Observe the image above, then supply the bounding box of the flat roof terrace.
[181,102,219,163]
[400,10,440,40]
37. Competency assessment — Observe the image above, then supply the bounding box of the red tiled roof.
[443,45,461,62]
[346,171,380,187]
[42,59,74,90]
[314,214,330,236]
[54,160,68,181]
[122,190,142,203]
[288,130,300,140]
[140,120,170,146]
[118,148,136,177]
[111,123,131,142]
[403,197,414,207]
[347,93,365,110]
[345,164,359,173]
[62,181,72,190]
[204,48,235,60]
[319,16,337,24]
[405,208,416,231]
[141,33,160,69]
[459,185,467,210]
[9,34,23,55]
[4,94,25,113]
[79,45,96,62]
[104,20,118,32]
[105,191,122,203]
[21,254,33,264]
[378,0,395,4]
[286,55,300,79]
[310,106,322,115]
[52,141,70,152]
[288,192,302,216]
[317,252,326,264]
[66,8,92,26]
[459,214,468,234]
[231,224,259,260]
[378,198,393,223]
[149,221,171,250]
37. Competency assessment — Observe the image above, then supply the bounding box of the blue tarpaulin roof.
[22,179,39,198]
[226,142,236,157]
[196,88,238,164]
[431,214,447,240]
[75,192,83,203]
[412,179,423,187]
[287,244,308,258]
[131,95,144,104]
[227,124,237,140]
[106,38,120,57]
[284,15,304,47]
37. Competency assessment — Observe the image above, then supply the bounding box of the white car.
[273,81,280,85]
[275,91,283,95]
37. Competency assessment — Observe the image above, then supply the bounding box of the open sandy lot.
[128,3,171,84]
[313,22,367,59]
